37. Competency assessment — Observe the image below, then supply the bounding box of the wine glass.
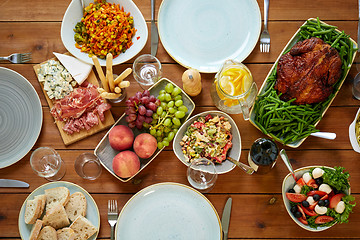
[133,54,162,89]
[187,158,218,193]
[30,147,66,181]
[74,153,102,180]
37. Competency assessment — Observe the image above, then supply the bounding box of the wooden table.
[0,0,359,239]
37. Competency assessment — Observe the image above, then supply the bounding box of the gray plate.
[0,67,42,168]
[95,78,195,182]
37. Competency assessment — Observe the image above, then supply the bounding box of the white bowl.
[349,107,360,153]
[61,0,147,66]
[282,166,350,232]
[173,110,241,174]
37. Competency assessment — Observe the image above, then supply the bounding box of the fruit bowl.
[172,110,241,174]
[282,166,351,232]
[94,78,195,182]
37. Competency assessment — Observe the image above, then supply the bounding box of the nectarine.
[112,151,140,178]
[109,125,134,151]
[133,133,158,159]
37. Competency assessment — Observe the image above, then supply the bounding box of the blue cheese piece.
[37,59,76,100]
[53,52,92,85]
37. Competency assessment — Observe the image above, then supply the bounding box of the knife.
[0,179,29,188]
[151,0,159,56]
[221,197,232,240]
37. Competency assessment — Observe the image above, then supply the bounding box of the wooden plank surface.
[0,0,359,239]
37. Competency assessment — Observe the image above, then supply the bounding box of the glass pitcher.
[210,59,258,120]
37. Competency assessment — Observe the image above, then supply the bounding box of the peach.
[109,125,134,151]
[112,151,140,178]
[133,133,158,159]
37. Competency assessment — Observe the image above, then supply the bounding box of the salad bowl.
[173,110,241,174]
[282,166,353,232]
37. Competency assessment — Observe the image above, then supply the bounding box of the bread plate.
[173,110,241,174]
[95,78,195,182]
[249,18,357,148]
[18,181,100,240]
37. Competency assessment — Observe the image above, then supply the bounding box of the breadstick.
[100,92,121,99]
[119,81,130,88]
[114,87,121,94]
[114,68,132,85]
[92,55,109,92]
[106,53,115,92]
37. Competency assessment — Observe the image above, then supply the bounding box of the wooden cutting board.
[34,56,115,146]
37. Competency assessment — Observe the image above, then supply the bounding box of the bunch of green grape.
[148,83,188,149]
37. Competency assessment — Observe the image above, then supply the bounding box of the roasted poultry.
[275,37,342,105]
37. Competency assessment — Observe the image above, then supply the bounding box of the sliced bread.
[24,196,43,224]
[45,187,70,213]
[29,219,43,240]
[65,192,87,222]
[70,215,97,240]
[43,203,70,230]
[57,227,75,240]
[37,225,57,240]
[34,194,46,218]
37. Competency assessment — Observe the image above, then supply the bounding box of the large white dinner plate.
[158,0,261,73]
[0,67,42,168]
[61,0,147,66]
[18,181,100,240]
[115,183,222,240]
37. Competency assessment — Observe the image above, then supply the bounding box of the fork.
[108,200,118,240]
[259,0,270,52]
[0,53,31,63]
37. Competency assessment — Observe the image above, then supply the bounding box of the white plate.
[18,181,100,240]
[349,107,360,153]
[115,182,222,240]
[282,166,350,232]
[173,111,241,174]
[158,0,261,73]
[0,67,42,168]
[61,0,147,66]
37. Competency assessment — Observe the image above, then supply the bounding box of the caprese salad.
[285,166,355,229]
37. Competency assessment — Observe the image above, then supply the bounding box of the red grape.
[145,117,153,124]
[137,115,145,122]
[142,90,150,97]
[149,95,156,102]
[141,96,150,105]
[146,109,153,117]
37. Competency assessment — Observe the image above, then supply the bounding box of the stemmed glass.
[187,158,218,193]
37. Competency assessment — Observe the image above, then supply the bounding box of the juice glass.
[210,60,258,120]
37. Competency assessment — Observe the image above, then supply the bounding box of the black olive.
[313,194,320,201]
[302,200,310,208]
[324,199,330,207]
[288,188,295,193]
[318,200,325,207]
[294,211,302,218]
[315,177,323,185]
[291,206,297,213]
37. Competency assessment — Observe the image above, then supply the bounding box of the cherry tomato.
[329,193,345,209]
[301,205,317,217]
[296,178,306,186]
[307,190,327,197]
[306,179,318,188]
[298,217,308,225]
[314,216,334,224]
[286,193,307,203]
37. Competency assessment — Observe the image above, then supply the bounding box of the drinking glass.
[74,153,102,180]
[30,147,66,181]
[187,158,218,193]
[133,54,162,89]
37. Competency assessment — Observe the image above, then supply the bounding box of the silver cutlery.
[310,132,336,140]
[227,157,255,175]
[0,179,29,188]
[279,149,297,181]
[108,200,118,240]
[259,0,270,52]
[151,0,159,56]
[0,53,31,64]
[221,197,232,240]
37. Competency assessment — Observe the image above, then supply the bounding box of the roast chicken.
[275,37,342,105]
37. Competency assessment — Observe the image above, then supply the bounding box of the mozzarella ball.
[306,196,315,205]
[335,201,345,214]
[302,172,312,183]
[319,184,332,194]
[312,168,324,179]
[315,205,328,215]
[293,184,302,194]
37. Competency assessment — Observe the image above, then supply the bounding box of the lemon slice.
[219,76,235,95]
